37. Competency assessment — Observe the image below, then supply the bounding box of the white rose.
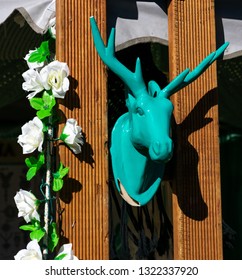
[22,69,45,99]
[40,60,70,98]
[24,50,45,70]
[61,119,84,154]
[55,243,78,260]
[49,17,56,38]
[17,117,44,154]
[14,189,40,223]
[14,240,42,260]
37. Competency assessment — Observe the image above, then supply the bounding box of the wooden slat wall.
[56,0,109,259]
[168,0,223,259]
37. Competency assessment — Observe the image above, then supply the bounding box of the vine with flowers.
[13,18,82,260]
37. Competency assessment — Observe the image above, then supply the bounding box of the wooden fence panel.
[168,0,223,259]
[56,0,109,260]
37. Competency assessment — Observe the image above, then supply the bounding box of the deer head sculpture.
[90,16,228,206]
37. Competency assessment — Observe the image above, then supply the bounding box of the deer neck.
[110,113,165,206]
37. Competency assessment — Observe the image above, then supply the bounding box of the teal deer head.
[90,16,228,206]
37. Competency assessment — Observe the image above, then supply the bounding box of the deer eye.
[136,107,144,116]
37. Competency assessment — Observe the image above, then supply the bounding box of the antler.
[160,42,229,98]
[90,16,147,98]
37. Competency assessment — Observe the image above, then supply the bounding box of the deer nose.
[152,141,161,155]
[149,139,173,162]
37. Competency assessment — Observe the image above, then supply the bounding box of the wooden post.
[168,0,223,259]
[56,0,109,259]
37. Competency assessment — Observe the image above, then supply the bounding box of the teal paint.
[90,16,228,206]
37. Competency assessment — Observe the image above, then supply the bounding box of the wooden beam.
[56,0,109,259]
[168,0,223,259]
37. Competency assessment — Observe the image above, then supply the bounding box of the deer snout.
[149,139,173,162]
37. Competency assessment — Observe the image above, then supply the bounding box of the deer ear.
[125,90,136,110]
[148,80,160,97]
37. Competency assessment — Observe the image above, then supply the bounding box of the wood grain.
[168,0,223,259]
[56,0,109,259]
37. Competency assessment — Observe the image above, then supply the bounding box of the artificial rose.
[55,243,78,260]
[49,17,56,38]
[17,116,44,154]
[14,239,42,260]
[24,50,45,70]
[14,189,40,223]
[40,60,70,98]
[61,118,84,154]
[22,69,45,99]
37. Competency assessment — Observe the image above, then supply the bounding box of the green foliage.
[28,41,50,63]
[25,153,45,181]
[52,178,63,192]
[54,253,67,260]
[30,228,46,241]
[48,222,59,252]
[29,91,56,120]
[17,32,77,259]
[19,219,45,242]
[52,163,69,192]
[60,133,69,142]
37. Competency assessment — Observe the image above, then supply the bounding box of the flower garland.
[13,18,82,260]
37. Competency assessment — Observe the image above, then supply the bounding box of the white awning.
[0,0,55,60]
[112,0,242,60]
[0,0,55,33]
[0,0,241,60]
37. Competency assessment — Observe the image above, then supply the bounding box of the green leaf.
[19,219,41,232]
[20,219,45,242]
[25,153,45,181]
[59,163,69,178]
[31,92,56,119]
[25,156,38,168]
[48,222,59,252]
[39,41,50,55]
[53,171,60,179]
[35,199,41,208]
[54,253,67,260]
[52,163,69,191]
[30,97,44,110]
[37,109,52,119]
[28,52,42,63]
[60,133,69,142]
[32,218,41,228]
[53,163,68,179]
[26,166,37,181]
[45,93,56,110]
[19,224,36,231]
[30,228,46,242]
[52,163,62,179]
[42,91,51,104]
[28,41,50,63]
[37,153,45,169]
[60,167,69,178]
[53,178,64,192]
